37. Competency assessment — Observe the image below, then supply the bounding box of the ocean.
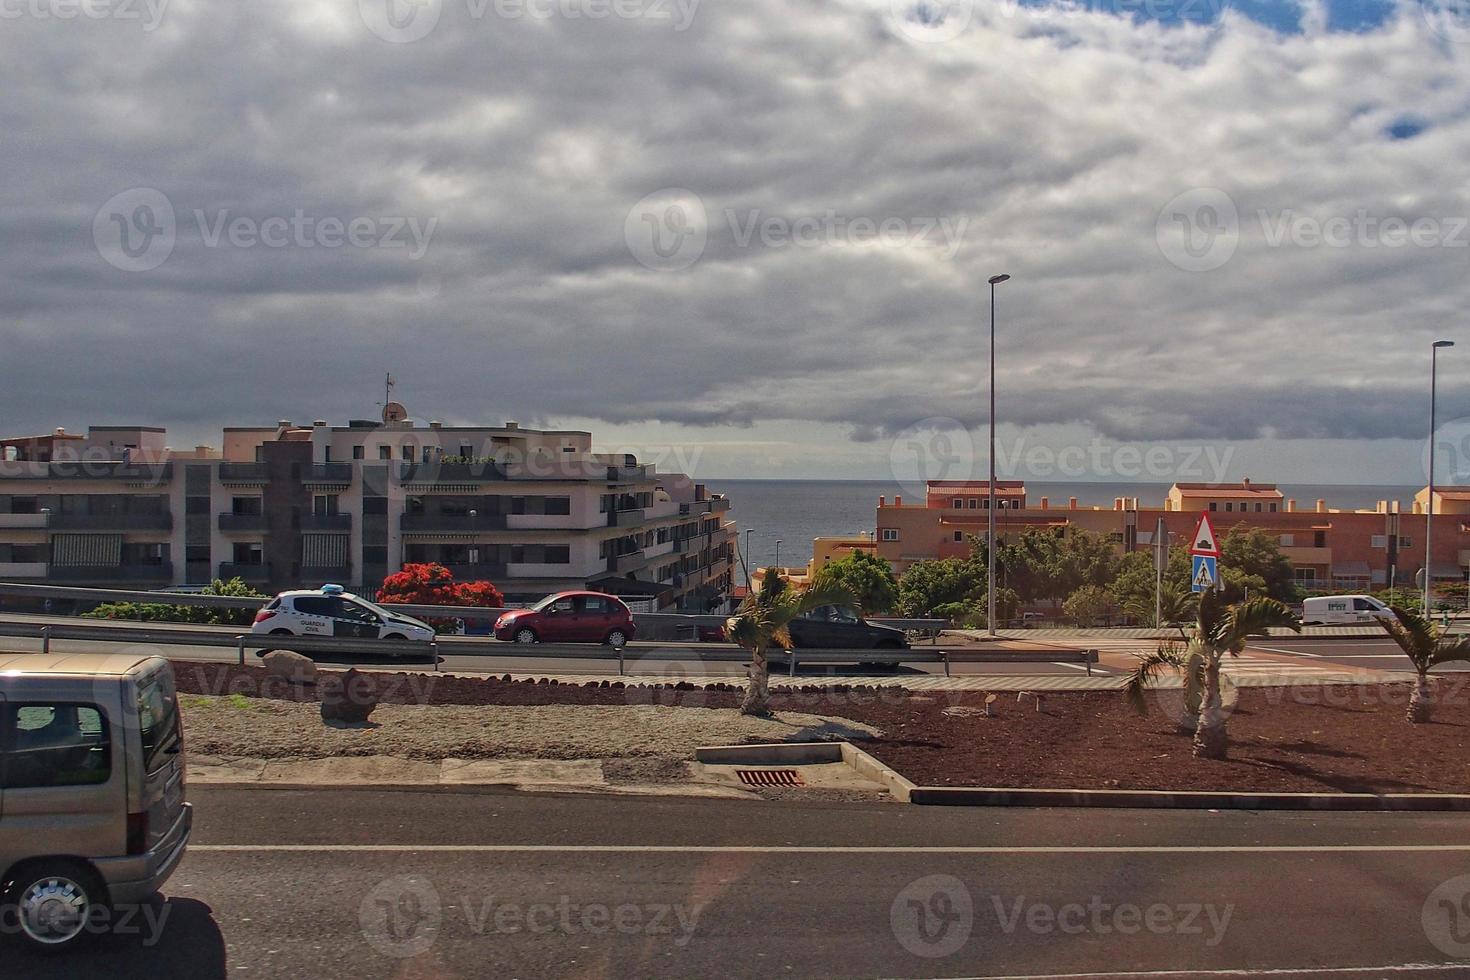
[713,479,1424,571]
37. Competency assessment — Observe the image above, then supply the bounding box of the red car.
[493,591,636,646]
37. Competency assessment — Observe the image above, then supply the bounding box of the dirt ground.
[170,661,1470,794]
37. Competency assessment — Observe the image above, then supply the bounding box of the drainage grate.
[736,768,805,787]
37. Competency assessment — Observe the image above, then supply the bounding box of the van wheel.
[604,629,628,648]
[514,628,537,644]
[2,860,105,951]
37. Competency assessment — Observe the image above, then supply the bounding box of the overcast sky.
[4,0,1469,486]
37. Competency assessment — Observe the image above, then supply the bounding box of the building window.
[313,495,339,516]
[362,497,387,515]
[378,446,391,460]
[952,498,962,508]
[1400,536,1413,547]
[185,495,209,515]
[363,546,387,564]
[1255,503,1263,512]
[324,446,332,462]
[544,545,570,564]
[232,542,263,565]
[1209,502,1218,511]
[352,445,365,460]
[953,531,963,542]
[185,545,210,563]
[1280,534,1295,547]
[402,445,413,461]
[546,497,571,516]
[1314,531,1326,548]
[232,496,263,516]
[880,529,898,542]
[1270,503,1277,512]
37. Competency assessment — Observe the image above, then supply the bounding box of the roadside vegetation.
[725,571,853,716]
[1377,605,1470,722]
[83,577,268,627]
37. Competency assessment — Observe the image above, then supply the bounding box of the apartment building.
[0,411,737,611]
[874,479,1468,594]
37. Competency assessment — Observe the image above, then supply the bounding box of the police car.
[250,584,436,649]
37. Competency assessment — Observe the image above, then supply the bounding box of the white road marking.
[190,844,1470,854]
[938,964,1470,979]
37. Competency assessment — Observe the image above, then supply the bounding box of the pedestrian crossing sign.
[1191,554,1219,593]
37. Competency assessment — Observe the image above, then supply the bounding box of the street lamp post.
[987,273,1011,637]
[741,528,755,592]
[1427,340,1455,615]
[774,539,782,577]
[468,509,479,568]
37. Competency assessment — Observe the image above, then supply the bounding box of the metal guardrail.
[0,614,1096,677]
[0,581,946,633]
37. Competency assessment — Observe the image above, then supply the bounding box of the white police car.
[251,584,435,649]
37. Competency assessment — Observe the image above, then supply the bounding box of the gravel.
[179,695,880,762]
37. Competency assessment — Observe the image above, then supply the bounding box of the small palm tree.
[1123,586,1197,631]
[1124,640,1204,732]
[726,572,854,716]
[1378,606,1470,723]
[1124,589,1300,759]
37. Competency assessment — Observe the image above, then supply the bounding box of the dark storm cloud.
[1,0,1467,450]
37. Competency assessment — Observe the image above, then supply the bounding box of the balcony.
[301,513,352,532]
[680,500,713,516]
[303,463,353,485]
[219,513,267,532]
[399,462,506,484]
[49,562,175,582]
[440,563,509,581]
[0,562,47,578]
[47,512,173,531]
[613,550,647,573]
[218,562,269,582]
[607,508,644,528]
[218,463,268,484]
[400,513,507,533]
[0,461,173,483]
[1281,546,1332,566]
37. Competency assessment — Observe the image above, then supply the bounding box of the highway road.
[11,786,1470,979]
[0,612,1118,678]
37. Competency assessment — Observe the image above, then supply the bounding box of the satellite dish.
[382,401,408,424]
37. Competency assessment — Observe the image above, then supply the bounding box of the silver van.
[0,653,192,950]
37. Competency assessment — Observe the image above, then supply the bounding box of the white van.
[1302,594,1393,626]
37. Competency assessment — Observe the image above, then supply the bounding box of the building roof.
[928,480,1025,490]
[1173,482,1283,498]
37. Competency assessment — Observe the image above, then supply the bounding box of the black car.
[786,605,909,649]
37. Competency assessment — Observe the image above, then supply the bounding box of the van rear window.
[137,669,181,773]
[1,703,112,789]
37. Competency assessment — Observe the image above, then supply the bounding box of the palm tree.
[1378,606,1470,723]
[726,572,854,716]
[1124,639,1204,733]
[1124,588,1300,759]
[1123,586,1197,631]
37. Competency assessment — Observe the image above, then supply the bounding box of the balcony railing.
[400,513,508,532]
[301,513,352,531]
[218,463,268,483]
[218,562,269,581]
[0,513,48,529]
[398,462,507,483]
[607,508,644,528]
[439,563,509,581]
[0,461,173,483]
[48,512,174,531]
[613,550,646,573]
[219,513,267,532]
[303,463,353,484]
[48,562,175,582]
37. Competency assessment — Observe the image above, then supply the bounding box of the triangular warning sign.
[1193,561,1215,588]
[1191,513,1219,555]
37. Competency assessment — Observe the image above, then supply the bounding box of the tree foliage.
[85,577,268,627]
[896,557,984,617]
[1062,584,1114,627]
[377,563,504,629]
[811,550,898,615]
[725,573,854,715]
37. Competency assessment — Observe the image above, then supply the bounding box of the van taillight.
[253,609,276,624]
[126,812,149,855]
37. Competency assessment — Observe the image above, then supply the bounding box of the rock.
[262,651,318,686]
[319,668,380,724]
[942,705,987,718]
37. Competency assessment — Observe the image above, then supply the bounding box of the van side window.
[2,703,112,789]
[1353,598,1376,611]
[137,671,181,774]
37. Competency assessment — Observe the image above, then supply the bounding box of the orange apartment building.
[875,479,1470,594]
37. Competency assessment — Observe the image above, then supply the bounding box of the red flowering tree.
[376,563,504,630]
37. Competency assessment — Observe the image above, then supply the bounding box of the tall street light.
[1426,340,1455,614]
[987,273,1011,637]
[774,539,783,576]
[742,528,755,592]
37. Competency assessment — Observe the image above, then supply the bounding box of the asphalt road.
[1249,638,1470,672]
[10,787,1470,979]
[0,611,1113,678]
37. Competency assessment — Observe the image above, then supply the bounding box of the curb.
[695,741,1470,811]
